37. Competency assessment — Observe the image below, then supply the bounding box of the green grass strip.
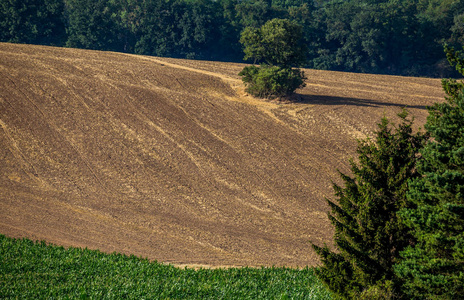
[0,234,332,299]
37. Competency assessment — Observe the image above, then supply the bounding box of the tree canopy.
[1,0,464,77]
[0,0,65,46]
[240,18,307,67]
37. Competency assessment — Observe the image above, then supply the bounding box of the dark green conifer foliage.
[394,46,464,299]
[312,112,428,299]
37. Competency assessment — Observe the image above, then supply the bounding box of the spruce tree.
[394,46,464,299]
[312,112,428,299]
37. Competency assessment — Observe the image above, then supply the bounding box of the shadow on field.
[298,94,428,110]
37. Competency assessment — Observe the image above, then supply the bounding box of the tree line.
[1,0,464,77]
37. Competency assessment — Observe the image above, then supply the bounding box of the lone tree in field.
[394,45,464,299]
[239,18,307,99]
[312,112,428,299]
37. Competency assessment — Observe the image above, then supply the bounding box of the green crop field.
[0,235,332,299]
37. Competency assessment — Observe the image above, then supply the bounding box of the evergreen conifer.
[313,112,428,299]
[394,45,464,299]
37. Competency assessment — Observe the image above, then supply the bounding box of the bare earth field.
[0,43,445,268]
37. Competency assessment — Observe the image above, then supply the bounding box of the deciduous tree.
[240,18,306,67]
[239,18,306,98]
[0,0,66,45]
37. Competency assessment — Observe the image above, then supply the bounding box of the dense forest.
[1,0,464,76]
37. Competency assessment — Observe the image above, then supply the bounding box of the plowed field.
[0,43,445,267]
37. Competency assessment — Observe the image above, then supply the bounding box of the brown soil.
[0,43,445,268]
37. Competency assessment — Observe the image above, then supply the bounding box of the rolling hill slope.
[0,43,444,267]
